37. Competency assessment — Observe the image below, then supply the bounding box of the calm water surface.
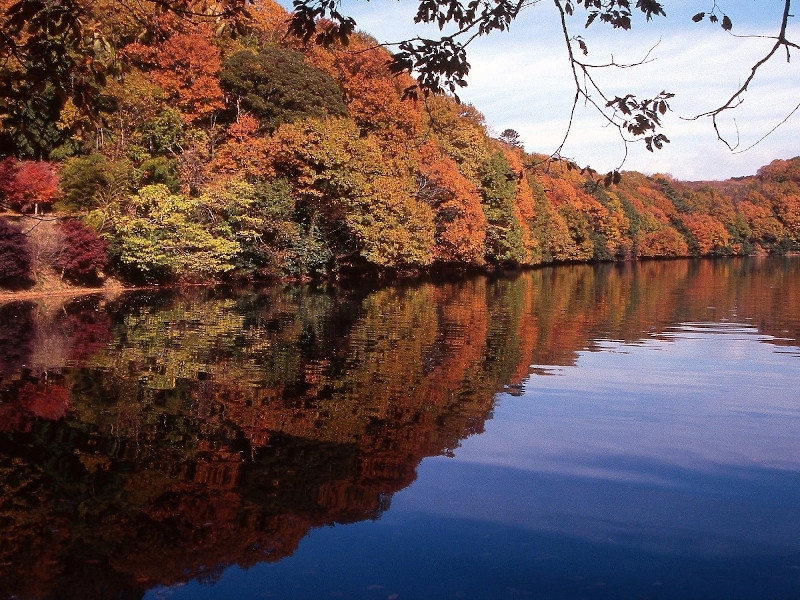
[1,258,799,599]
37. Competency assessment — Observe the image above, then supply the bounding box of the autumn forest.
[1,0,800,289]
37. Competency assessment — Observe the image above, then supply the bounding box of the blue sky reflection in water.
[148,322,800,600]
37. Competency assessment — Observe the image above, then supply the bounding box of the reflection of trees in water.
[0,256,798,599]
[0,301,35,378]
[0,283,508,599]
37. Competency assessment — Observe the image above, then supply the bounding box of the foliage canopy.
[0,0,799,289]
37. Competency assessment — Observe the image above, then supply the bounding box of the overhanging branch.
[688,0,797,150]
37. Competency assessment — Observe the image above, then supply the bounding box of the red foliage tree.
[0,160,60,213]
[54,220,109,283]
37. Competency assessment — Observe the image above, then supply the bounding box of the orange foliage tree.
[527,174,579,263]
[423,97,491,185]
[679,213,731,255]
[637,226,689,257]
[592,188,633,260]
[502,148,539,264]
[124,28,224,125]
[773,194,800,244]
[209,114,270,179]
[536,171,605,261]
[245,0,290,44]
[327,36,423,146]
[738,196,787,249]
[416,142,486,265]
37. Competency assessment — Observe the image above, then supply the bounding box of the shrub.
[0,217,33,287]
[53,220,109,283]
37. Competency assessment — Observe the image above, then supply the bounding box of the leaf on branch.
[721,15,733,31]
[389,37,471,97]
[400,85,420,101]
[644,133,670,152]
[635,0,666,21]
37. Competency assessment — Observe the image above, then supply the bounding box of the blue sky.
[277,1,799,180]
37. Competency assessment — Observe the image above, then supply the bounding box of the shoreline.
[2,253,796,305]
[0,284,134,304]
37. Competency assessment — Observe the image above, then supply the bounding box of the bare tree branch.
[551,0,675,174]
[689,0,797,150]
[732,100,800,154]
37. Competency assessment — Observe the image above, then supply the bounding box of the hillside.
[1,0,799,291]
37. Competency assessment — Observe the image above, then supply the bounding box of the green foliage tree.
[425,97,491,185]
[479,151,525,264]
[220,48,348,128]
[59,154,108,210]
[141,109,185,156]
[269,117,435,270]
[139,156,180,192]
[499,129,523,149]
[0,83,68,159]
[59,154,137,211]
[201,177,329,278]
[557,203,595,261]
[98,184,240,281]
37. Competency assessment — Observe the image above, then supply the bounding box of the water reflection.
[0,257,799,599]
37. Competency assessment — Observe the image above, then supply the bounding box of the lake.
[1,257,799,600]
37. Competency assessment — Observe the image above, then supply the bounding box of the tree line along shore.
[1,0,799,295]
